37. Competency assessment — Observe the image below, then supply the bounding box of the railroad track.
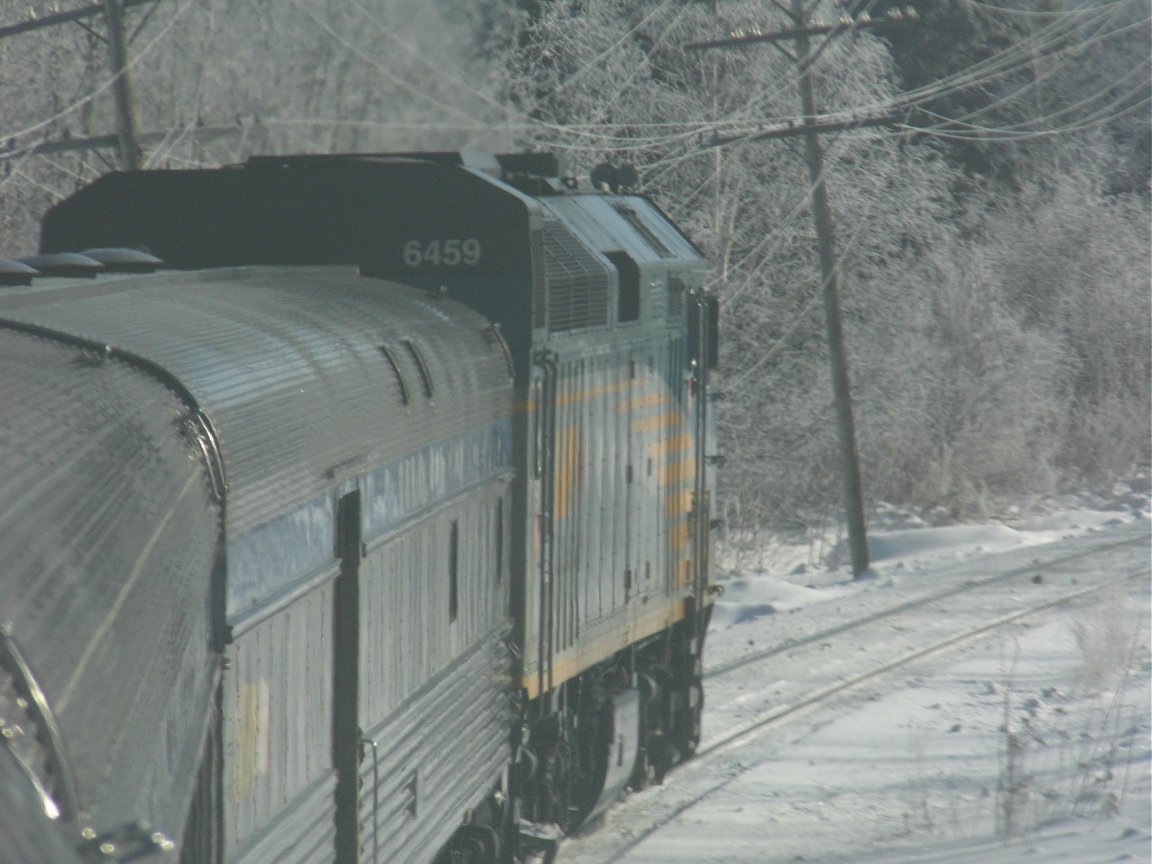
[705,532,1149,681]
[698,564,1150,760]
[558,527,1151,864]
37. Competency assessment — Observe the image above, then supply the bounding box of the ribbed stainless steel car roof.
[0,266,512,537]
[0,323,219,841]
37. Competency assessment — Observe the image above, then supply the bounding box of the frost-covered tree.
[2,0,1145,540]
[0,0,516,253]
[887,0,1151,198]
[503,0,1150,536]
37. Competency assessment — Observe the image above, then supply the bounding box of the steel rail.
[572,559,1150,864]
[705,533,1148,680]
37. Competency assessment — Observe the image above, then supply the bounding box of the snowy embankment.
[559,499,1151,864]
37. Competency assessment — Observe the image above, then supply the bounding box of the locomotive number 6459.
[402,237,483,267]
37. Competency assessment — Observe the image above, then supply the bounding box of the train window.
[378,345,410,405]
[605,251,640,323]
[402,339,434,399]
[448,519,459,623]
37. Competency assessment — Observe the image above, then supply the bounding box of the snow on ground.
[558,500,1151,864]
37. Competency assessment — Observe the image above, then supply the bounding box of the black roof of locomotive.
[37,153,705,359]
[38,153,552,271]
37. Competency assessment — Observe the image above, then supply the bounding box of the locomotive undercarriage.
[511,612,709,861]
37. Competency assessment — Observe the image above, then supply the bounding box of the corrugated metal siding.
[360,481,510,724]
[355,467,512,863]
[224,581,335,858]
[358,631,514,864]
[0,326,219,844]
[522,342,698,694]
[229,773,337,864]
[0,267,513,624]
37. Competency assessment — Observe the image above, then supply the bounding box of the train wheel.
[435,823,501,864]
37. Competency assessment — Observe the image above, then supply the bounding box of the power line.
[0,122,260,162]
[683,0,929,579]
[1,0,193,149]
[0,0,155,40]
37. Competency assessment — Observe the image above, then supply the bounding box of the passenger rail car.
[0,152,719,864]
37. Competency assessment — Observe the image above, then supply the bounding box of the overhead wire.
[220,2,1129,160]
[282,0,493,130]
[908,91,1151,143]
[3,0,1138,155]
[896,5,1148,131]
[515,0,682,103]
[708,0,1113,138]
[227,0,1147,176]
[686,1,1147,155]
[4,161,70,200]
[683,7,1145,399]
[500,0,1136,169]
[960,0,1126,19]
[285,0,694,152]
[877,4,1143,130]
[636,17,1116,386]
[3,0,1145,252]
[0,0,196,147]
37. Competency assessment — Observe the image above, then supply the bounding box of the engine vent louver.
[542,217,610,333]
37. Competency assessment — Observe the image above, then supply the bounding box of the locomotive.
[0,152,719,864]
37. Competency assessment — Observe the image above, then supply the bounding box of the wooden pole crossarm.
[0,0,156,41]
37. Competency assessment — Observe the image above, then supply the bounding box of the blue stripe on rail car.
[226,420,512,625]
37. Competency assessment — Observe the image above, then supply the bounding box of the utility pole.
[0,1,155,168]
[0,0,156,40]
[686,3,919,578]
[790,0,869,578]
[102,0,141,170]
[2,2,265,171]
